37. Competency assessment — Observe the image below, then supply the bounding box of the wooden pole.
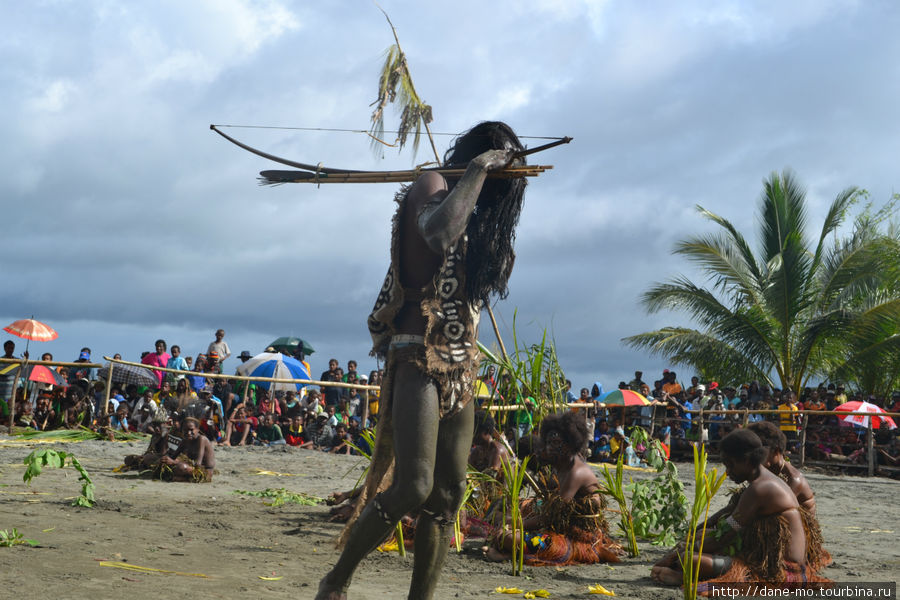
[799,413,808,467]
[741,409,749,428]
[7,358,23,434]
[867,419,875,477]
[103,363,114,417]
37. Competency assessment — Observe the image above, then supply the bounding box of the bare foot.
[650,565,682,586]
[484,546,508,562]
[315,574,347,600]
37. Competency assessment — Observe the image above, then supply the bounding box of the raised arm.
[416,149,512,254]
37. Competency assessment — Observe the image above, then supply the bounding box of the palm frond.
[810,186,859,277]
[759,169,808,263]
[623,328,772,386]
[641,278,777,365]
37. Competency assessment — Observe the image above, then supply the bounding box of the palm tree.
[624,170,900,395]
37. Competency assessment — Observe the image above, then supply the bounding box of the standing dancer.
[316,121,528,599]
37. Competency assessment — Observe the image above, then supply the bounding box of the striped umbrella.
[3,318,58,342]
[236,352,311,392]
[598,389,651,406]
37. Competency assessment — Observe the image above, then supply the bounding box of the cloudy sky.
[3,0,898,389]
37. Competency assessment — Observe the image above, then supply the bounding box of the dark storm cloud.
[2,1,897,387]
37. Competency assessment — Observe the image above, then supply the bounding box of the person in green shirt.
[255,412,285,446]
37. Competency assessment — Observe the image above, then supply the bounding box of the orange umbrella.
[3,318,58,342]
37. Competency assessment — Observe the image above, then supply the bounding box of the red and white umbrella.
[835,400,897,430]
[3,318,58,342]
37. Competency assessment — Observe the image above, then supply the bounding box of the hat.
[358,374,368,381]
[199,385,213,395]
[663,369,670,374]
[239,350,252,360]
[208,351,219,360]
[708,382,719,391]
[79,351,90,360]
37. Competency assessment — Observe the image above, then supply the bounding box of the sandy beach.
[0,437,897,599]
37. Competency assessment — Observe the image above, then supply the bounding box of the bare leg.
[221,421,234,446]
[316,361,440,599]
[238,423,250,445]
[409,402,474,600]
[651,553,728,585]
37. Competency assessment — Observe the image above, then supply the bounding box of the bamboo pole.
[101,356,379,391]
[799,414,808,467]
[0,358,103,369]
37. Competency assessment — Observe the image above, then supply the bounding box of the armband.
[724,515,742,531]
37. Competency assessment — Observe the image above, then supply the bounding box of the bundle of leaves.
[13,425,147,442]
[233,488,323,507]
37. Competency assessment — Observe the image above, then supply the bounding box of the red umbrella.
[25,364,67,387]
[4,318,58,342]
[834,400,897,430]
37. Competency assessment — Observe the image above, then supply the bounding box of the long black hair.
[444,121,527,304]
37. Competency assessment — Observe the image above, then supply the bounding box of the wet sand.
[0,437,897,598]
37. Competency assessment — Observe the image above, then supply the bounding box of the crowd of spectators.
[0,333,385,456]
[478,367,900,476]
[3,334,898,475]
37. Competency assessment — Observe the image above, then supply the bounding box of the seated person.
[747,422,816,513]
[124,415,171,469]
[109,404,130,433]
[255,412,286,446]
[158,417,215,482]
[221,405,256,446]
[284,414,305,446]
[14,398,33,428]
[468,411,510,480]
[487,412,622,566]
[747,421,830,569]
[31,395,56,431]
[327,422,352,454]
[651,429,830,591]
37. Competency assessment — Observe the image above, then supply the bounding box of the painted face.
[541,429,569,462]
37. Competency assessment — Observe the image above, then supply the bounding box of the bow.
[210,124,571,185]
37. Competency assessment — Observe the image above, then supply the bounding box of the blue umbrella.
[235,352,310,392]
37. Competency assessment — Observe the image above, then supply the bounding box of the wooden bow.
[210,125,571,185]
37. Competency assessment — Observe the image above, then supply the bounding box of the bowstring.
[212,124,565,141]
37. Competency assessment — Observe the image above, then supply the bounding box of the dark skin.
[486,429,602,561]
[468,429,510,477]
[161,421,215,480]
[317,147,513,600]
[651,451,806,585]
[763,447,816,514]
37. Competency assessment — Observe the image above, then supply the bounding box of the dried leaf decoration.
[588,583,615,595]
[369,6,438,161]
